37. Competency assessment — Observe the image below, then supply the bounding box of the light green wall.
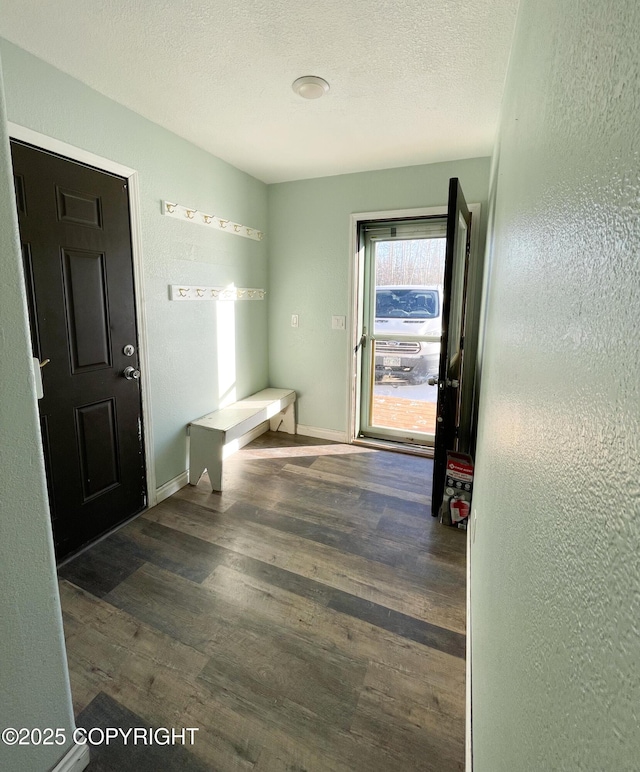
[0,39,269,488]
[268,158,491,433]
[471,0,640,769]
[0,53,75,772]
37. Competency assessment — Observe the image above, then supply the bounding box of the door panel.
[21,243,41,356]
[11,140,147,561]
[75,399,120,501]
[447,211,469,364]
[62,249,112,371]
[56,186,103,227]
[431,178,472,516]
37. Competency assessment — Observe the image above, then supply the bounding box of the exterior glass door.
[359,217,447,445]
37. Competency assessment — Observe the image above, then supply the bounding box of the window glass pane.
[376,288,439,318]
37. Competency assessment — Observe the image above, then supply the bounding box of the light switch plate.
[291,314,299,328]
[332,315,346,330]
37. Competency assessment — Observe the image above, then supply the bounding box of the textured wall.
[267,158,490,433]
[471,0,640,769]
[0,40,269,488]
[0,54,75,771]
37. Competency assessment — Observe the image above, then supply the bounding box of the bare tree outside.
[375,238,446,286]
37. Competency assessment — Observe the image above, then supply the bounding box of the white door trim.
[348,207,449,443]
[8,122,157,507]
[348,204,481,444]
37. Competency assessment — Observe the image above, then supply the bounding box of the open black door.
[431,178,472,515]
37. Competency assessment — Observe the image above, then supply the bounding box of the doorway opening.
[350,191,481,494]
[354,213,448,449]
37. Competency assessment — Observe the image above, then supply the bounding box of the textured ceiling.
[0,0,519,183]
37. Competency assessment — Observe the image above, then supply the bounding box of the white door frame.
[8,122,157,506]
[348,203,481,444]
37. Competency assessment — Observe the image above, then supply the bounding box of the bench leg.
[270,402,296,435]
[189,427,224,491]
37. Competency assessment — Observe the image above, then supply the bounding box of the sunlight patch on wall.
[216,287,237,407]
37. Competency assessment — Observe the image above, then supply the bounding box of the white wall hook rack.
[169,285,266,301]
[162,201,264,241]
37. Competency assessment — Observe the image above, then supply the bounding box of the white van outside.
[374,285,442,385]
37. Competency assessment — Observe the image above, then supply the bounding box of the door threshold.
[352,436,434,458]
[56,503,148,569]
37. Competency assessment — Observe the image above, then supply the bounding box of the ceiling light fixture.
[292,76,330,100]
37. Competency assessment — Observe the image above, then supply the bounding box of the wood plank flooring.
[59,432,466,771]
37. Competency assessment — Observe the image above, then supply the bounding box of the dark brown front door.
[432,178,472,516]
[11,141,147,561]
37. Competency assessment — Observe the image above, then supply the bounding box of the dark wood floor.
[59,433,467,771]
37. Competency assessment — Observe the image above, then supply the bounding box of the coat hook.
[164,203,263,241]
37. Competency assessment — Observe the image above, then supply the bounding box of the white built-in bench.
[188,388,296,491]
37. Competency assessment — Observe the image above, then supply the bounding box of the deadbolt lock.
[123,344,135,356]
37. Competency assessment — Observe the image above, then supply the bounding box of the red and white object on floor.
[441,452,474,527]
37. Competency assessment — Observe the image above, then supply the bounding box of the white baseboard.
[296,424,349,443]
[51,742,90,772]
[155,470,189,504]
